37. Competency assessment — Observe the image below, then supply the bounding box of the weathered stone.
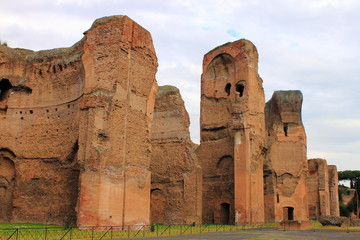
[150,85,202,225]
[197,39,265,225]
[319,215,348,227]
[0,16,341,228]
[0,15,158,227]
[307,159,340,219]
[264,91,309,222]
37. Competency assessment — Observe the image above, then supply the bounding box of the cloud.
[0,0,359,170]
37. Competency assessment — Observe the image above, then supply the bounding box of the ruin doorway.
[0,150,16,222]
[150,188,166,224]
[283,207,294,221]
[220,203,230,224]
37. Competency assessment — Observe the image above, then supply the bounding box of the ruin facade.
[150,86,202,225]
[0,15,340,227]
[196,40,265,225]
[0,16,158,227]
[263,91,309,222]
[307,159,340,219]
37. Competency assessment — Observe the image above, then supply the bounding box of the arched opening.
[0,79,12,101]
[225,83,231,96]
[216,155,233,169]
[236,83,244,97]
[150,188,166,224]
[283,207,294,220]
[220,203,230,224]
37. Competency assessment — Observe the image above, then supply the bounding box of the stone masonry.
[264,91,309,222]
[0,15,340,227]
[196,40,265,225]
[150,86,202,225]
[307,158,340,219]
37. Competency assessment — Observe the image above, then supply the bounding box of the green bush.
[0,40,8,46]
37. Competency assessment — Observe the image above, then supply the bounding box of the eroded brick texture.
[150,86,202,225]
[264,91,309,222]
[197,40,265,225]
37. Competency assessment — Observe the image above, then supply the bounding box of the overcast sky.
[1,0,359,171]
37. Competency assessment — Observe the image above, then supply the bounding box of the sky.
[0,0,359,171]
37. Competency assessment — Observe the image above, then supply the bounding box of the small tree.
[0,40,8,46]
[339,170,360,218]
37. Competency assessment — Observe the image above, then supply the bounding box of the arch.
[204,53,235,80]
[235,81,245,97]
[216,155,233,170]
[0,79,12,101]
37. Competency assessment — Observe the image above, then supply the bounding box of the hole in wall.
[225,83,231,96]
[284,123,288,137]
[0,79,12,101]
[236,83,244,97]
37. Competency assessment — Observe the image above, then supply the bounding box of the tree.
[338,170,360,188]
[338,170,360,218]
[0,40,8,47]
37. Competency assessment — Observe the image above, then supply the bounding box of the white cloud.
[1,0,359,170]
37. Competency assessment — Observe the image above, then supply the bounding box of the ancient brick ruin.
[0,16,339,226]
[307,159,340,219]
[150,86,202,225]
[264,91,309,222]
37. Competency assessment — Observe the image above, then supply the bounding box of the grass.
[0,223,278,239]
[0,222,60,229]
[0,221,359,239]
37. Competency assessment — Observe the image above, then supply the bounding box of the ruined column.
[328,165,340,216]
[77,16,158,227]
[197,40,265,224]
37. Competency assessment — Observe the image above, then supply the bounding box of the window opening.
[236,83,244,97]
[284,123,288,137]
[225,83,231,96]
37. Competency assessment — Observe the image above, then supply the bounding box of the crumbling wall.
[307,159,339,219]
[0,150,16,222]
[77,16,158,227]
[0,15,158,227]
[264,91,308,222]
[328,165,340,216]
[0,41,83,225]
[197,40,265,225]
[150,86,202,225]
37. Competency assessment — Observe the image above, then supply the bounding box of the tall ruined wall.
[0,15,158,227]
[0,42,83,224]
[197,40,265,224]
[307,159,339,219]
[264,91,308,222]
[150,86,202,225]
[328,165,340,216]
[77,16,158,227]
[307,158,329,219]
